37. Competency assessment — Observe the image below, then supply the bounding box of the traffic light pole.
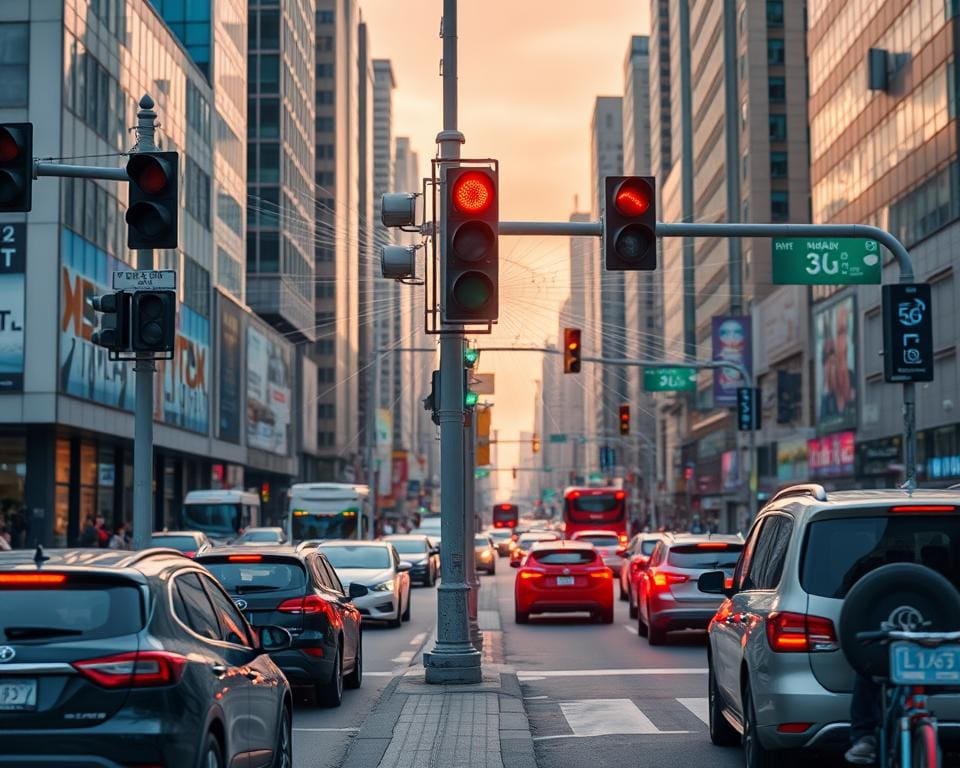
[464,409,481,651]
[424,0,482,684]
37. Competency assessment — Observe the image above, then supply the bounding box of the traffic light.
[563,328,581,374]
[444,166,498,322]
[737,387,761,431]
[0,123,33,212]
[604,176,656,271]
[619,404,630,435]
[90,292,130,352]
[422,370,441,425]
[126,151,179,249]
[532,434,541,454]
[130,290,176,352]
[464,346,480,369]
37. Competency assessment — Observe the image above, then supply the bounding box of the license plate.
[890,642,960,685]
[556,576,575,586]
[0,678,37,711]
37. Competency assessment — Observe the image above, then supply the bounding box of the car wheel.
[387,597,402,628]
[490,562,496,576]
[708,662,739,747]
[401,592,411,622]
[636,601,648,637]
[742,681,775,768]
[317,644,343,707]
[628,586,638,619]
[270,706,293,768]
[199,732,224,768]
[345,632,362,690]
[647,602,666,645]
[619,579,627,601]
[600,606,614,624]
[515,602,529,624]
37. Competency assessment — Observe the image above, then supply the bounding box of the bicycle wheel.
[912,720,941,768]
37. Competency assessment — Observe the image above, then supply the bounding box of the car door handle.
[211,664,228,676]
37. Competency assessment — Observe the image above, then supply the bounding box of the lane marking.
[293,727,360,733]
[623,624,637,634]
[677,697,709,725]
[524,695,549,700]
[391,651,415,664]
[556,698,689,737]
[409,632,427,646]
[518,668,707,679]
[365,671,398,677]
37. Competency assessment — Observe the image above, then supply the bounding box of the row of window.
[318,431,337,447]
[185,157,212,231]
[249,8,280,51]
[217,192,243,238]
[318,403,335,419]
[182,255,211,317]
[887,161,960,249]
[0,24,28,108]
[217,247,243,299]
[186,80,211,144]
[65,37,127,148]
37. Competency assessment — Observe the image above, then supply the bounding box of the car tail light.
[0,573,67,586]
[652,572,688,589]
[227,554,263,562]
[519,570,543,580]
[891,505,956,513]
[618,533,628,544]
[183,550,196,558]
[73,651,187,688]
[724,576,733,589]
[615,491,626,500]
[278,595,333,618]
[777,723,812,734]
[589,570,613,579]
[696,542,732,549]
[302,648,325,657]
[766,611,838,653]
[630,557,648,573]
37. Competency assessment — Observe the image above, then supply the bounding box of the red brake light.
[302,647,325,657]
[278,595,332,617]
[227,554,263,562]
[777,723,812,734]
[652,573,688,588]
[618,533,629,544]
[73,651,187,688]
[615,491,626,500]
[766,611,837,653]
[501,504,511,510]
[696,542,732,550]
[0,573,67,586]
[724,576,734,589]
[494,521,505,528]
[452,170,495,214]
[519,570,543,580]
[570,491,581,499]
[590,569,613,579]
[614,178,653,216]
[183,550,196,559]
[891,505,956,513]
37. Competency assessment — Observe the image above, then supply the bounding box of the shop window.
[97,446,115,524]
[55,438,71,547]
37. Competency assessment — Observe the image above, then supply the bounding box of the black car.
[198,546,366,706]
[382,534,440,586]
[0,546,293,768]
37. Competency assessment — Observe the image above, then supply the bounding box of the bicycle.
[857,628,960,768]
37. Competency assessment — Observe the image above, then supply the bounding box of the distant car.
[232,526,288,546]
[488,528,514,557]
[637,534,744,645]
[570,529,627,572]
[0,547,293,767]
[510,531,562,566]
[150,530,213,558]
[474,534,497,575]
[320,541,412,628]
[622,533,669,614]
[197,547,364,707]
[513,540,615,623]
[382,534,440,587]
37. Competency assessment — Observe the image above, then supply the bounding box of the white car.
[320,541,412,628]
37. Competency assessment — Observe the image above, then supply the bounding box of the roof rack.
[116,548,190,567]
[768,484,828,505]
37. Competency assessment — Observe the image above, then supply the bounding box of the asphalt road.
[291,580,437,768]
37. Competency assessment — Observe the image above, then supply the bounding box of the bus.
[562,487,628,543]
[286,483,371,541]
[180,490,261,545]
[492,503,519,529]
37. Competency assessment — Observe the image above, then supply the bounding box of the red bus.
[562,487,628,543]
[492,503,519,529]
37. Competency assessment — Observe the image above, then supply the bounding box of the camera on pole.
[126,151,179,249]
[0,123,33,213]
[90,292,131,352]
[604,176,656,271]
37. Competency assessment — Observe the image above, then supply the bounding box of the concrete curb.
[339,674,407,768]
[498,672,538,768]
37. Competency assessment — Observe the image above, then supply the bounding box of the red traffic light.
[452,170,495,215]
[604,176,656,271]
[563,328,582,374]
[619,404,630,435]
[0,123,32,212]
[128,154,172,194]
[0,129,22,163]
[614,178,653,216]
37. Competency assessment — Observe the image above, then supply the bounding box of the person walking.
[108,523,128,550]
[79,516,98,547]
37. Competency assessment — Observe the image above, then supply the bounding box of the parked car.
[0,546,293,767]
[513,540,614,623]
[509,531,561,566]
[319,541,412,628]
[150,529,213,558]
[197,546,365,707]
[637,533,744,645]
[231,526,288,546]
[382,534,440,586]
[700,485,960,767]
[622,532,669,614]
[474,534,497,575]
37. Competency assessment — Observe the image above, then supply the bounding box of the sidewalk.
[340,578,536,768]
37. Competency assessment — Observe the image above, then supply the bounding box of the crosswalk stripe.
[677,697,709,725]
[391,650,415,663]
[545,699,688,738]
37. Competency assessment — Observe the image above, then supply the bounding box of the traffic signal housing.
[126,151,179,249]
[130,290,176,353]
[604,176,656,271]
[0,123,32,213]
[532,434,541,454]
[90,292,130,352]
[444,167,498,323]
[619,404,630,435]
[563,328,581,374]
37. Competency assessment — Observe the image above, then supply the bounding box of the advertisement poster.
[807,431,856,478]
[391,450,409,504]
[712,316,752,407]
[777,438,808,483]
[814,295,857,435]
[302,356,319,454]
[0,223,25,391]
[375,408,393,497]
[60,229,135,411]
[153,303,209,434]
[218,296,243,443]
[246,325,292,455]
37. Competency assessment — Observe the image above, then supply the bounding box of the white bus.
[286,483,371,541]
[180,489,262,544]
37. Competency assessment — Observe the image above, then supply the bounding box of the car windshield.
[151,535,198,551]
[667,543,743,569]
[387,539,426,555]
[322,545,392,569]
[203,561,306,593]
[531,550,598,565]
[576,534,620,547]
[801,513,960,599]
[236,530,280,542]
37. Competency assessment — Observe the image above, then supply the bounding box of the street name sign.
[548,433,567,444]
[772,238,881,285]
[112,269,177,291]
[643,366,697,392]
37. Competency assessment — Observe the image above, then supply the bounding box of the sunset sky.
[361,1,650,497]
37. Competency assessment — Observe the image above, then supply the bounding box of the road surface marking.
[677,697,709,725]
[365,671,397,677]
[623,624,637,634]
[524,695,549,700]
[293,727,360,733]
[391,650,416,663]
[518,668,707,680]
[547,699,688,738]
[409,632,427,646]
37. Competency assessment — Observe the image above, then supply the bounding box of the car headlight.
[370,578,395,592]
[480,550,493,560]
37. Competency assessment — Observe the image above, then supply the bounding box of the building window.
[770,151,788,178]
[316,62,334,78]
[186,80,211,144]
[317,90,334,105]
[183,256,211,316]
[258,232,279,272]
[258,143,280,183]
[318,35,334,52]
[318,403,335,419]
[771,190,789,221]
[319,368,335,384]
[185,157,211,230]
[766,0,784,26]
[768,76,786,103]
[769,114,787,142]
[257,54,280,93]
[316,116,334,132]
[258,10,280,49]
[767,38,785,66]
[217,192,243,237]
[0,24,28,107]
[217,247,242,298]
[316,247,334,262]
[318,432,336,447]
[315,171,335,187]
[317,144,335,159]
[315,281,335,300]
[318,10,334,24]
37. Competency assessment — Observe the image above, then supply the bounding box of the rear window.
[387,539,426,555]
[801,513,960,599]
[236,530,281,543]
[667,544,743,569]
[531,550,598,566]
[571,495,618,513]
[576,534,620,547]
[152,535,198,551]
[0,582,143,642]
[203,561,307,593]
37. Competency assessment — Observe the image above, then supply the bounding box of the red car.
[513,540,614,624]
[622,533,669,616]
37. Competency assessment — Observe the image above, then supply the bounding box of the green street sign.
[772,237,881,285]
[548,433,568,444]
[474,468,489,478]
[643,366,697,392]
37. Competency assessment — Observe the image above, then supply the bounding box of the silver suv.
[700,484,960,767]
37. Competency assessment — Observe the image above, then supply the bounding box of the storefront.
[807,431,856,489]
[856,435,903,488]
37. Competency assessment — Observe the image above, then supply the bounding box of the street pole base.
[423,645,482,684]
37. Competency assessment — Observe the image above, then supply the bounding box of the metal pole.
[424,0,481,684]
[131,95,157,551]
[365,349,381,540]
[465,411,481,651]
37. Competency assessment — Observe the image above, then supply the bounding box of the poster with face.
[814,295,857,434]
[712,316,752,406]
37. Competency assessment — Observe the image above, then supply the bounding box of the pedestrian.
[0,525,10,551]
[96,516,110,547]
[108,523,128,549]
[79,515,98,547]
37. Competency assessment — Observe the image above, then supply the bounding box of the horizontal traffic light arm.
[34,161,130,182]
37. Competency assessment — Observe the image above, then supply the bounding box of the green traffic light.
[464,348,480,367]
[465,390,479,407]
[475,468,489,478]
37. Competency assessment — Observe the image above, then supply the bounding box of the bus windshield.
[291,509,359,540]
[181,503,243,538]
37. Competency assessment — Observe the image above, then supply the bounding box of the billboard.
[712,316,752,406]
[375,408,393,496]
[246,324,292,455]
[218,295,243,443]
[807,431,856,478]
[301,356,319,455]
[0,223,25,391]
[814,295,857,435]
[153,303,209,433]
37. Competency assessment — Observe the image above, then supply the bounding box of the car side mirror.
[345,582,368,601]
[397,561,413,572]
[258,625,292,653]
[698,570,734,597]
[615,547,628,557]
[510,559,521,568]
